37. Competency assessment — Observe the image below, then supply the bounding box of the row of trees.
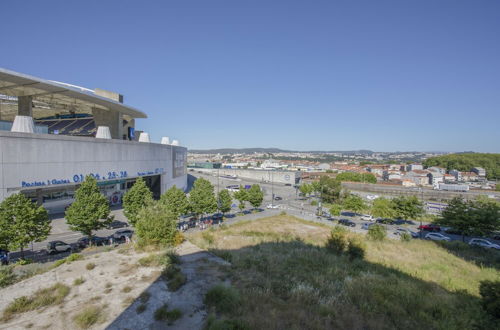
[326,194,424,220]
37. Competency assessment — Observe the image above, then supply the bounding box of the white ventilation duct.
[11,115,35,133]
[161,136,170,145]
[171,139,179,146]
[138,132,151,143]
[95,126,112,139]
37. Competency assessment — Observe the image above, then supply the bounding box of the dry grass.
[73,305,107,329]
[2,283,70,321]
[188,215,499,329]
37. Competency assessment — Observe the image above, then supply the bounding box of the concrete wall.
[193,168,301,184]
[0,131,187,201]
[92,108,123,139]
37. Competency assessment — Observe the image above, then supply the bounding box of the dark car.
[47,241,72,254]
[77,236,109,248]
[112,229,134,241]
[107,220,128,229]
[376,218,394,225]
[0,249,9,265]
[339,219,356,227]
[274,196,283,201]
[444,228,462,235]
[284,183,292,186]
[418,224,441,232]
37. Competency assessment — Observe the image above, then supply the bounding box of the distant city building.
[406,164,423,171]
[428,172,444,185]
[188,162,222,169]
[472,167,486,177]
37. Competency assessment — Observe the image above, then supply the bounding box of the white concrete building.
[0,68,187,213]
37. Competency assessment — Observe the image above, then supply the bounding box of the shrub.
[122,286,132,293]
[85,262,96,270]
[367,224,386,241]
[154,304,169,321]
[136,303,147,314]
[347,237,366,260]
[135,201,178,247]
[73,277,85,286]
[139,291,151,303]
[173,231,185,246]
[167,270,187,291]
[17,258,32,265]
[73,305,107,329]
[311,200,318,206]
[138,253,171,267]
[479,280,500,318]
[2,283,70,321]
[204,285,241,314]
[165,308,182,322]
[325,226,349,254]
[0,266,17,288]
[400,232,412,242]
[202,231,215,245]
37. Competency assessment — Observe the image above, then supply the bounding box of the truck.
[436,183,469,192]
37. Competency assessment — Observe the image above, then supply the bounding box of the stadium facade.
[0,68,187,213]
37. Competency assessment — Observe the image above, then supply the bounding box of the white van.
[360,214,374,221]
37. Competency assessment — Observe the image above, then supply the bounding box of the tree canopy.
[217,189,232,215]
[423,153,500,180]
[123,177,153,226]
[160,185,189,218]
[247,185,264,209]
[65,176,112,240]
[317,176,342,203]
[0,193,50,256]
[342,194,367,214]
[189,178,217,217]
[135,201,178,247]
[233,186,248,212]
[437,197,500,241]
[329,204,342,216]
[390,196,424,220]
[371,197,396,219]
[335,172,377,184]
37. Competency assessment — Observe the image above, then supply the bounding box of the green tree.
[135,201,178,247]
[325,226,349,255]
[317,176,342,203]
[335,172,377,184]
[391,196,423,220]
[160,185,189,218]
[329,204,342,216]
[0,193,50,258]
[342,194,366,214]
[123,177,153,226]
[189,178,217,218]
[299,183,310,197]
[65,176,112,244]
[217,189,232,216]
[438,197,500,242]
[367,224,387,241]
[247,185,264,209]
[233,187,247,212]
[371,197,395,219]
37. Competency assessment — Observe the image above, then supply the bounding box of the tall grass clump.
[204,285,241,314]
[347,236,366,260]
[400,232,412,242]
[367,224,386,241]
[73,305,107,329]
[2,283,70,321]
[0,266,16,288]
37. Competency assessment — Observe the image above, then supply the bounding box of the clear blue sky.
[1,0,499,152]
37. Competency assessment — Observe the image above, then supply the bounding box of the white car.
[360,214,374,221]
[425,233,451,241]
[266,204,279,209]
[469,238,500,250]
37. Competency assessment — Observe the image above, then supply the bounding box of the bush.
[138,253,171,267]
[204,285,241,314]
[367,224,386,241]
[2,283,70,321]
[163,266,186,291]
[85,262,96,270]
[479,280,500,318]
[17,258,32,265]
[310,200,318,206]
[73,277,85,286]
[173,231,185,246]
[0,266,17,288]
[135,201,178,247]
[154,304,169,321]
[325,226,349,254]
[280,211,287,216]
[122,286,132,293]
[136,303,147,314]
[73,305,106,329]
[400,232,412,242]
[347,237,366,260]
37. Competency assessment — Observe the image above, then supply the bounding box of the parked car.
[266,204,279,209]
[468,238,500,250]
[47,241,72,254]
[444,228,462,235]
[274,196,283,201]
[394,228,419,238]
[424,233,450,241]
[107,220,128,229]
[360,214,374,221]
[76,236,109,248]
[418,224,441,232]
[339,219,356,227]
[376,218,394,225]
[112,229,134,241]
[284,183,292,186]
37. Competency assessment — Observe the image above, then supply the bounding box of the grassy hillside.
[187,215,499,329]
[423,153,500,180]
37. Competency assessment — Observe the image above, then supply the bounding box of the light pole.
[216,167,220,212]
[419,187,424,238]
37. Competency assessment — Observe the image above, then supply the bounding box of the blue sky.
[1,0,499,152]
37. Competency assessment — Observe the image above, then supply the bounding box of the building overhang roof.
[0,68,147,119]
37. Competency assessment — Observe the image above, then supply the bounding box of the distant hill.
[423,153,500,180]
[189,148,374,155]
